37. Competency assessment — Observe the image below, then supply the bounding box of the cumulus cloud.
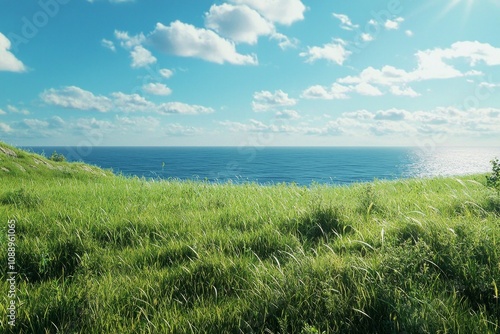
[0,109,6,115]
[40,86,214,115]
[252,89,297,112]
[149,21,257,65]
[300,39,351,65]
[156,102,214,115]
[114,30,145,48]
[354,83,383,96]
[142,83,172,96]
[205,4,274,44]
[110,92,153,112]
[113,30,156,68]
[301,83,350,100]
[130,45,157,68]
[339,41,500,87]
[384,17,404,30]
[41,87,113,112]
[303,41,500,99]
[276,109,301,120]
[332,13,359,31]
[390,85,420,97]
[301,82,381,99]
[0,33,26,72]
[215,104,500,141]
[374,108,410,121]
[229,0,306,26]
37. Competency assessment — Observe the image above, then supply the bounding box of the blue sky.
[1,0,500,147]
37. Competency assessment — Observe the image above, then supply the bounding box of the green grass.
[0,141,499,333]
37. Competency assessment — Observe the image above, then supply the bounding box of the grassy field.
[0,141,499,333]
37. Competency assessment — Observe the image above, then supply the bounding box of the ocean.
[23,146,499,186]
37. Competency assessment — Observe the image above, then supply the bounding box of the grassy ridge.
[0,142,499,333]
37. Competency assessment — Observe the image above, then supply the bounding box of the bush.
[49,150,66,162]
[486,158,500,195]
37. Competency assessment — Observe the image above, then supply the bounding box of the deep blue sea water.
[23,146,499,186]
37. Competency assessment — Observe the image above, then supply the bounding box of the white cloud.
[111,92,153,112]
[335,41,500,92]
[157,102,214,115]
[114,30,145,48]
[41,86,113,112]
[115,116,160,132]
[342,110,374,120]
[101,38,116,52]
[6,105,30,115]
[301,82,380,99]
[20,119,50,129]
[142,83,172,96]
[230,0,306,26]
[205,4,274,44]
[353,82,383,96]
[390,85,420,97]
[300,39,351,65]
[479,81,500,89]
[220,119,297,133]
[164,123,203,136]
[149,21,257,65]
[41,86,213,115]
[114,30,155,68]
[75,118,115,132]
[405,30,413,37]
[361,33,374,42]
[49,116,66,128]
[252,89,297,112]
[445,41,500,66]
[130,45,157,68]
[374,108,410,121]
[213,105,500,140]
[384,17,404,30]
[332,13,359,31]
[159,68,174,79]
[302,83,351,100]
[301,85,340,100]
[0,109,5,115]
[270,32,298,49]
[0,33,26,72]
[276,109,300,120]
[0,122,12,133]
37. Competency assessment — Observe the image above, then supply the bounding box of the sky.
[0,0,500,147]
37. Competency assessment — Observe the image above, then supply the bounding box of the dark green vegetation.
[1,141,499,333]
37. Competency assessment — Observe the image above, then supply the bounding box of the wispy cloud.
[332,13,359,31]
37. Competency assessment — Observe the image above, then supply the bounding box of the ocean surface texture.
[25,146,499,186]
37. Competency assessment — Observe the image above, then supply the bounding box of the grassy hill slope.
[0,142,499,333]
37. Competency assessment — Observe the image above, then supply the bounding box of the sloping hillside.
[0,142,112,179]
